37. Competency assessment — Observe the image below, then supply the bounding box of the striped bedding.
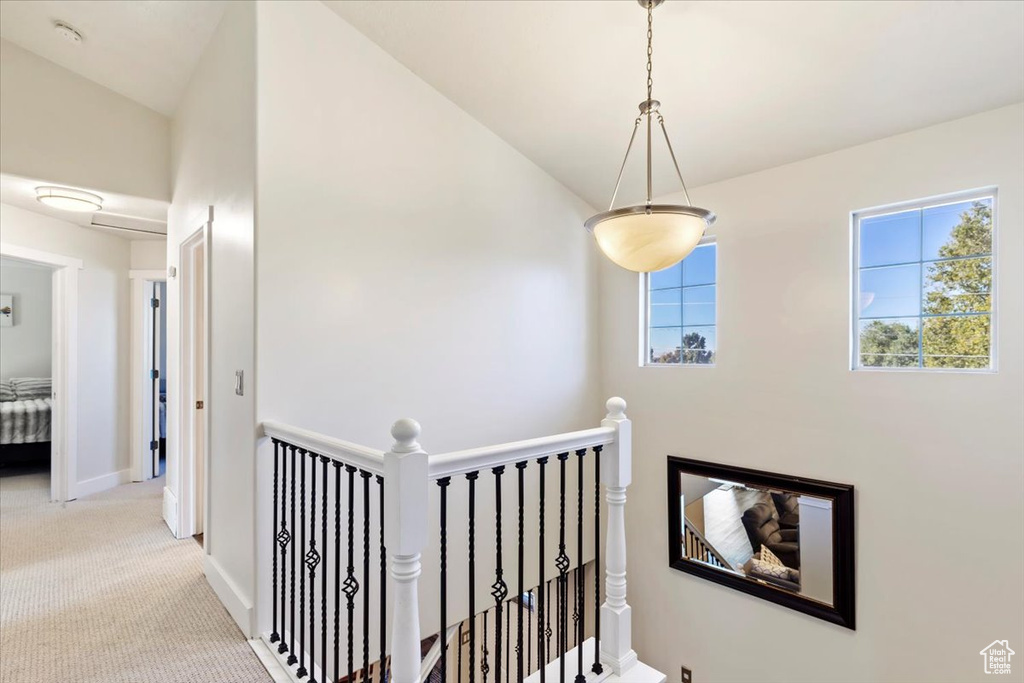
[0,398,53,444]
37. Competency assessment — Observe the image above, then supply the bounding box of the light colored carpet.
[0,471,271,683]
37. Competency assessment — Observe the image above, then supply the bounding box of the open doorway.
[0,244,80,503]
[130,271,167,483]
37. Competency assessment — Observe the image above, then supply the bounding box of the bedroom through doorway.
[0,257,56,493]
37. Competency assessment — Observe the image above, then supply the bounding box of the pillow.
[0,382,14,402]
[760,544,784,567]
[11,378,52,400]
[749,557,790,580]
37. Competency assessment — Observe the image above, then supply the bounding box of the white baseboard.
[73,469,130,500]
[249,638,294,683]
[205,554,254,637]
[163,486,178,536]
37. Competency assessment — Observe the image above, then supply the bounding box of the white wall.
[255,0,602,651]
[130,241,167,271]
[0,40,170,202]
[166,0,256,633]
[0,258,52,381]
[600,104,1024,682]
[0,204,132,484]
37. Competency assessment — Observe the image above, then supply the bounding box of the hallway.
[0,469,270,683]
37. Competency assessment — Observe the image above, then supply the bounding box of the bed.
[0,378,53,465]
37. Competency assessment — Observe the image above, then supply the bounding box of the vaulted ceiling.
[326,0,1024,208]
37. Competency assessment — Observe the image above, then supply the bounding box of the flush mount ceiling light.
[35,186,103,212]
[585,0,716,273]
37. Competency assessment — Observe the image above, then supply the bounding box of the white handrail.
[261,420,386,475]
[427,426,616,479]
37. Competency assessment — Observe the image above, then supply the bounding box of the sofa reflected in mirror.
[668,457,855,629]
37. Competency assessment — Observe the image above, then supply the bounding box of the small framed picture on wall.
[0,294,12,327]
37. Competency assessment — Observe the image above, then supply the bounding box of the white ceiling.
[1,173,168,241]
[0,0,226,116]
[326,0,1024,208]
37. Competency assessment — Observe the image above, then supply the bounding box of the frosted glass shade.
[586,204,716,272]
[35,186,102,213]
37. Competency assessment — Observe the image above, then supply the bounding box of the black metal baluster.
[592,445,603,675]
[438,477,451,683]
[278,441,291,655]
[574,449,585,683]
[536,456,548,681]
[458,622,464,683]
[289,445,298,665]
[377,474,386,683]
[546,580,552,664]
[321,457,329,683]
[334,463,342,683]
[572,570,578,650]
[271,440,281,644]
[527,589,532,673]
[467,471,479,683]
[556,452,570,683]
[298,449,308,677]
[306,452,321,682]
[482,610,490,683]
[344,466,358,681]
[515,461,526,683]
[505,603,510,683]
[362,471,372,681]
[491,466,506,683]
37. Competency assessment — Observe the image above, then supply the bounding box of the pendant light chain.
[646,0,654,102]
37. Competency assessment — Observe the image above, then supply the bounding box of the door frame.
[0,242,81,503]
[129,269,166,482]
[177,213,211,541]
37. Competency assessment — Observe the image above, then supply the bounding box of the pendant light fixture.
[585,0,715,273]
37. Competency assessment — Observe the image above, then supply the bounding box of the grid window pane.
[650,262,682,290]
[682,326,716,365]
[645,242,717,366]
[859,264,921,318]
[923,256,991,315]
[650,288,682,327]
[859,210,920,268]
[855,192,994,371]
[682,285,716,326]
[923,199,992,261]
[682,244,716,286]
[922,315,990,369]
[650,327,682,364]
[858,318,919,368]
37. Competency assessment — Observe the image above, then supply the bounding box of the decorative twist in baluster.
[344,465,359,680]
[592,445,603,675]
[271,440,281,644]
[437,477,452,683]
[536,456,548,680]
[574,449,586,683]
[545,581,552,664]
[481,610,490,683]
[297,448,308,676]
[555,452,570,683]
[320,456,329,683]
[362,470,372,681]
[491,466,507,683]
[305,451,321,682]
[467,471,479,683]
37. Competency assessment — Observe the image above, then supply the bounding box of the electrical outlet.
[681,665,693,683]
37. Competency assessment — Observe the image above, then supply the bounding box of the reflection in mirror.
[678,474,834,605]
[668,458,855,629]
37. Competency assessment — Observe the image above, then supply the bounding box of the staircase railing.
[260,397,637,683]
[682,518,733,571]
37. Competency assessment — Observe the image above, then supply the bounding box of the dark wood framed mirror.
[667,457,855,629]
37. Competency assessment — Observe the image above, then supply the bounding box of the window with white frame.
[645,241,717,365]
[853,191,995,370]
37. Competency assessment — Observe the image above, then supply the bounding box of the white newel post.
[600,397,638,675]
[384,419,429,683]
